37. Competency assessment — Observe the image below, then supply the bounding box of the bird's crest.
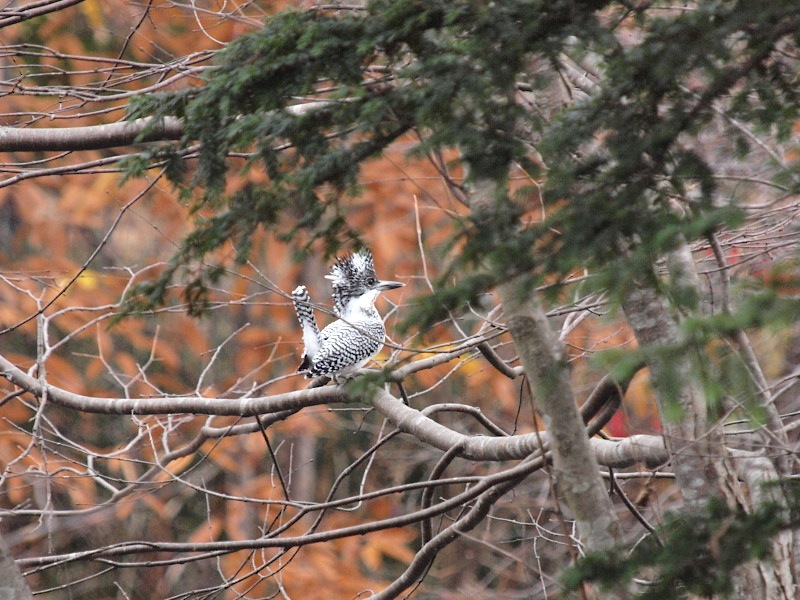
[325,250,379,315]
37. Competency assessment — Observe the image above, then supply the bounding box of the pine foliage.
[123,0,800,324]
[563,488,800,598]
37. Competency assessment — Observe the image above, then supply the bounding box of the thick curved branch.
[0,117,184,152]
[0,100,345,152]
[0,353,344,415]
[591,435,668,468]
[1,351,669,466]
[370,388,669,467]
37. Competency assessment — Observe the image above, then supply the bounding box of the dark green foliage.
[540,0,800,277]
[111,5,800,590]
[122,0,800,319]
[562,491,800,598]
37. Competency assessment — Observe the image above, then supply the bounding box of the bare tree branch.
[0,117,183,152]
[0,100,350,152]
[1,350,672,467]
[0,0,86,28]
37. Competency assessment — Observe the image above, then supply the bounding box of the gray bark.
[0,101,337,153]
[0,117,183,152]
[497,279,625,550]
[621,276,738,511]
[622,244,797,599]
[0,534,33,600]
[730,450,797,598]
[469,181,625,560]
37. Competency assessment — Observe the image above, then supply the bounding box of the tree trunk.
[621,244,796,599]
[498,280,625,550]
[620,276,739,511]
[0,533,34,600]
[469,179,630,598]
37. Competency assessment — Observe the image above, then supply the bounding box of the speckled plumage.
[291,285,320,372]
[308,317,386,379]
[292,250,402,382]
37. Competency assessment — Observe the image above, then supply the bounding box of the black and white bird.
[292,250,403,381]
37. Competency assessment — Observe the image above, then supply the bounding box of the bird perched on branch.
[292,250,403,381]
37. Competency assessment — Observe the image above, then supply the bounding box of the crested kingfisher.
[292,250,403,381]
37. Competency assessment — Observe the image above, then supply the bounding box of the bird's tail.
[292,286,320,370]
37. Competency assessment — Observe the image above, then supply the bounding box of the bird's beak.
[376,280,404,291]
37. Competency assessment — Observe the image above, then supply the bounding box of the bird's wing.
[309,319,385,377]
